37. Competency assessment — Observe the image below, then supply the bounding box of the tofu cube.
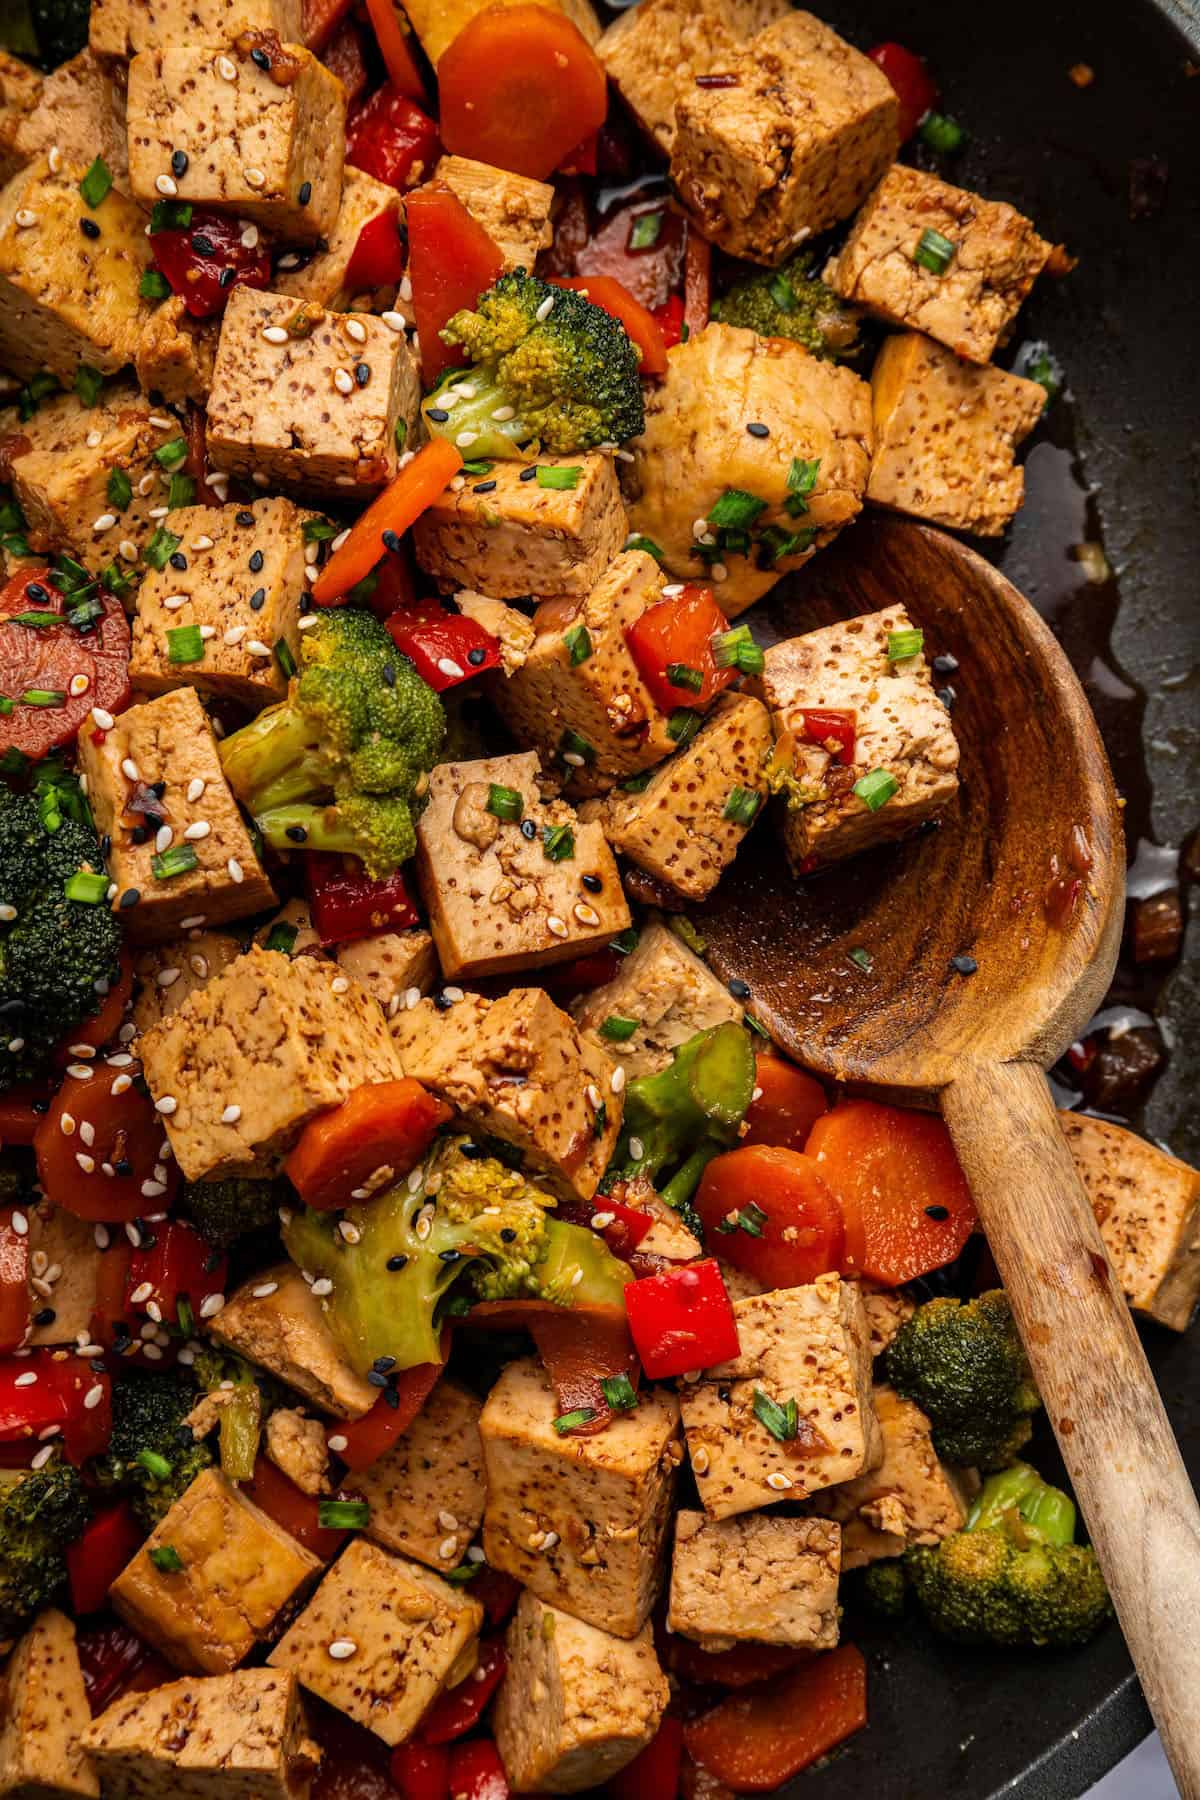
[111,1468,321,1674]
[76,688,277,943]
[597,0,790,156]
[433,157,554,270]
[411,454,626,602]
[635,1191,703,1263]
[392,986,622,1202]
[357,1378,485,1571]
[207,288,418,500]
[265,1409,330,1497]
[809,1385,973,1569]
[400,0,600,66]
[26,1203,104,1347]
[571,918,744,1078]
[126,42,344,243]
[0,155,154,382]
[825,164,1051,365]
[454,591,536,673]
[0,52,41,187]
[90,0,301,60]
[134,295,218,407]
[12,50,129,194]
[131,931,243,1036]
[854,1278,916,1358]
[274,168,403,310]
[668,1511,840,1649]
[680,1274,881,1519]
[760,604,960,871]
[6,384,182,568]
[867,329,1045,535]
[82,1669,318,1800]
[494,1591,668,1794]
[670,11,899,263]
[335,929,438,1019]
[480,1356,681,1637]
[597,692,772,899]
[137,945,402,1179]
[212,1263,378,1418]
[267,1540,483,1747]
[413,751,631,980]
[130,499,310,708]
[1061,1112,1200,1332]
[623,323,873,616]
[490,551,676,796]
[0,1610,98,1800]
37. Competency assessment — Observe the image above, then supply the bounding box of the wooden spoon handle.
[942,1061,1200,1799]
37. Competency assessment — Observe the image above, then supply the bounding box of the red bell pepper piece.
[302,0,354,51]
[90,1241,132,1350]
[406,184,505,385]
[0,1349,111,1465]
[76,1618,171,1717]
[311,438,463,605]
[308,1696,397,1799]
[344,208,407,293]
[67,1501,143,1615]
[625,583,735,714]
[573,202,686,311]
[386,600,502,691]
[549,274,668,376]
[328,1346,447,1472]
[241,1456,352,1559]
[0,565,131,763]
[694,1146,844,1290]
[151,206,272,319]
[623,1259,739,1379]
[446,1740,508,1800]
[554,1197,655,1264]
[420,1637,507,1743]
[684,1644,868,1791]
[470,1566,522,1630]
[539,947,623,1000]
[683,225,711,339]
[0,1088,49,1146]
[306,853,421,946]
[284,1079,451,1211]
[347,83,440,191]
[391,1742,450,1800]
[35,1062,179,1224]
[469,1298,639,1433]
[800,707,856,765]
[321,15,370,107]
[123,1219,227,1332]
[358,541,419,620]
[868,41,938,141]
[363,0,426,102]
[610,1715,684,1798]
[651,293,685,350]
[0,1210,28,1355]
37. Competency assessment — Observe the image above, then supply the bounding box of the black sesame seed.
[175,1424,194,1445]
[434,992,454,1010]
[169,551,187,570]
[250,46,270,67]
[520,818,537,840]
[236,509,255,526]
[33,1308,55,1326]
[500,1228,517,1243]
[249,549,264,572]
[150,780,166,798]
[25,582,48,603]
[728,977,751,1000]
[130,826,147,846]
[466,647,486,666]
[382,1384,399,1409]
[438,1248,461,1263]
[924,1204,950,1220]
[386,1254,408,1271]
[932,653,959,677]
[519,465,537,481]
[192,232,214,256]
[950,954,978,976]
[249,588,266,610]
[118,888,141,909]
[372,1355,396,1372]
[936,685,956,711]
[581,874,602,893]
[298,180,312,206]
[746,421,770,438]
[80,217,101,239]
[382,662,396,686]
[472,480,497,494]
[381,529,402,553]
[30,1099,50,1114]
[366,1368,389,1388]
[171,150,189,177]
[354,361,371,386]
[427,407,449,423]
[219,266,236,288]
[285,825,308,842]
[460,1144,485,1160]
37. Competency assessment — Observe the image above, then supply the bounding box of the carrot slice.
[742,1052,828,1151]
[362,0,425,100]
[438,4,607,180]
[284,1079,450,1212]
[310,438,463,606]
[695,1145,844,1289]
[684,1645,868,1792]
[550,274,668,376]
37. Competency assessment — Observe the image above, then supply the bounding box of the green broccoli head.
[92,1369,213,1530]
[0,1463,90,1638]
[0,784,123,1090]
[218,606,445,879]
[180,1176,287,1251]
[711,254,861,360]
[906,1463,1112,1649]
[857,1557,910,1620]
[885,1290,1041,1471]
[421,271,645,459]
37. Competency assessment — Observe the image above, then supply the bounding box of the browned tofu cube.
[825,164,1051,364]
[760,604,960,871]
[77,688,276,943]
[0,156,154,382]
[622,323,873,616]
[680,1275,882,1519]
[268,1540,483,1747]
[357,1378,485,1571]
[671,11,899,263]
[137,946,402,1180]
[335,929,438,1020]
[0,52,41,187]
[127,42,344,243]
[494,1591,667,1793]
[571,919,744,1078]
[82,1669,318,1800]
[480,1356,681,1637]
[0,1610,97,1800]
[392,986,622,1202]
[490,550,677,796]
[207,289,419,500]
[413,751,630,980]
[265,1409,329,1497]
[111,1469,320,1675]
[597,0,790,156]
[400,0,600,67]
[130,499,310,708]
[868,329,1045,535]
[597,692,772,899]
[668,1511,840,1649]
[1062,1111,1200,1332]
[90,0,301,60]
[432,157,554,270]
[12,50,129,193]
[131,931,243,1037]
[26,1203,105,1347]
[134,296,218,407]
[212,1263,377,1419]
[808,1385,973,1569]
[854,1278,916,1358]
[411,454,626,602]
[274,168,403,310]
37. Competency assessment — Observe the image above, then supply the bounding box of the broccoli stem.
[254,803,365,858]
[659,1145,719,1214]
[967,1463,1077,1546]
[218,1384,262,1483]
[423,369,530,462]
[218,704,325,814]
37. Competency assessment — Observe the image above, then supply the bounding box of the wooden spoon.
[701,512,1200,1796]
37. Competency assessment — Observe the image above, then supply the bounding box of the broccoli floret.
[218,607,445,879]
[421,271,645,460]
[0,1463,90,1637]
[885,1290,1041,1471]
[282,1137,630,1374]
[180,1176,286,1251]
[858,1558,910,1619]
[190,1348,277,1482]
[607,1023,756,1238]
[711,254,861,359]
[906,1462,1112,1648]
[0,784,122,1090]
[92,1369,213,1530]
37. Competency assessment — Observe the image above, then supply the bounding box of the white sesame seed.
[766,1471,793,1491]
[193,535,214,551]
[155,1095,177,1115]
[155,174,178,197]
[546,915,568,938]
[414,1207,434,1241]
[692,1446,711,1474]
[129,1281,153,1305]
[14,209,38,228]
[13,1371,36,1388]
[162,594,187,611]
[59,1112,76,1138]
[154,824,173,854]
[535,294,555,321]
[216,53,237,78]
[125,1223,142,1247]
[69,673,90,697]
[30,1445,56,1469]
[137,471,156,495]
[141,1180,166,1199]
[586,1085,602,1110]
[662,583,684,597]
[262,325,289,345]
[66,1064,93,1081]
[198,625,216,640]
[0,904,15,923]
[344,317,368,343]
[328,1639,356,1660]
[243,167,266,189]
[438,1537,457,1560]
[92,512,117,533]
[569,1268,583,1287]
[405,987,421,1010]
[221,1104,241,1123]
[142,1343,164,1361]
[93,1225,110,1250]
[311,1277,333,1297]
[490,404,515,421]
[398,276,414,303]
[611,1066,626,1094]
[47,144,62,173]
[184,779,206,805]
[330,977,349,994]
[157,966,181,990]
[146,506,168,521]
[184,821,211,840]
[711,562,729,582]
[119,539,139,563]
[527,1531,545,1551]
[145,1300,163,1323]
[591,1211,615,1229]
[573,903,600,927]
[380,310,405,333]
[542,1530,560,1549]
[227,858,244,883]
[332,367,355,395]
[252,1282,279,1298]
[407,1167,424,1193]
[436,657,465,680]
[190,954,208,977]
[199,1293,225,1319]
[240,223,259,248]
[327,1432,348,1453]
[437,1510,459,1531]
[79,1120,95,1147]
[111,1073,132,1096]
[454,430,478,448]
[68,1044,96,1060]
[467,1545,486,1563]
[338,1221,362,1245]
[449,474,465,491]
[91,707,116,733]
[120,757,139,781]
[442,985,464,1003]
[561,751,585,768]
[75,1152,95,1173]
[246,640,271,657]
[180,915,206,931]
[7,1038,25,1053]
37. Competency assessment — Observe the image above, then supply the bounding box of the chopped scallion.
[154,437,189,471]
[610,927,639,956]
[64,871,109,904]
[487,783,523,823]
[106,468,132,511]
[600,1373,639,1412]
[619,769,654,794]
[19,689,65,707]
[557,727,595,765]
[847,946,874,973]
[317,1499,370,1529]
[913,227,956,275]
[628,210,663,250]
[886,628,924,662]
[137,1449,172,1479]
[919,111,966,153]
[667,707,702,747]
[303,517,337,543]
[264,921,299,954]
[166,624,205,665]
[599,1015,638,1042]
[785,456,821,518]
[853,768,899,812]
[151,844,199,881]
[274,639,297,679]
[542,823,574,863]
[722,786,761,826]
[79,156,112,209]
[665,662,704,693]
[711,624,764,675]
[167,473,195,509]
[444,1561,481,1583]
[74,365,103,406]
[144,526,182,570]
[752,1388,799,1442]
[564,623,593,667]
[149,199,192,233]
[769,272,797,311]
[460,459,493,477]
[625,534,664,561]
[148,1545,184,1572]
[139,268,172,301]
[708,488,767,530]
[553,1407,597,1434]
[537,465,582,490]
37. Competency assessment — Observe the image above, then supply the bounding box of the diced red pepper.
[321,15,370,106]
[55,948,133,1063]
[386,599,502,691]
[0,1348,111,1465]
[0,565,131,763]
[344,208,407,293]
[868,41,938,141]
[284,1079,451,1212]
[123,1219,227,1332]
[420,1636,507,1743]
[0,1210,29,1355]
[539,947,623,1000]
[683,224,711,339]
[572,202,686,311]
[391,1742,450,1800]
[306,853,421,946]
[406,184,505,385]
[241,1456,351,1559]
[359,542,419,620]
[800,708,856,765]
[651,293,686,350]
[470,1566,522,1629]
[309,1696,398,1800]
[446,1740,508,1800]
[90,1241,132,1351]
[625,584,735,714]
[35,1062,179,1224]
[623,1258,739,1379]
[469,1299,639,1434]
[610,1715,684,1799]
[0,1088,49,1147]
[549,274,668,376]
[684,1644,868,1791]
[67,1501,143,1615]
[328,1346,447,1472]
[554,1196,655,1263]
[151,207,272,320]
[76,1618,171,1717]
[347,83,440,192]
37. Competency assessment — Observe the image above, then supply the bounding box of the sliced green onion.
[106,468,132,511]
[53,554,93,596]
[101,564,134,599]
[853,768,898,812]
[628,210,663,250]
[167,624,205,665]
[151,844,199,881]
[723,786,762,827]
[149,199,192,233]
[752,1388,799,1442]
[317,1499,370,1529]
[137,1449,172,1480]
[486,783,523,822]
[394,416,407,451]
[625,534,664,561]
[79,156,112,209]
[711,624,764,675]
[74,365,103,406]
[919,111,966,153]
[444,1561,482,1583]
[20,689,65,706]
[139,268,172,301]
[537,465,582,490]
[847,946,874,973]
[619,769,654,794]
[665,662,704,693]
[167,473,195,509]
[669,915,706,955]
[886,628,924,662]
[913,227,956,275]
[610,927,639,956]
[563,623,593,667]
[553,1407,597,1435]
[708,488,766,531]
[274,639,297,680]
[264,922,299,955]
[148,1544,184,1572]
[460,458,493,477]
[558,727,595,765]
[18,372,60,422]
[717,1200,768,1238]
[0,698,12,715]
[599,1015,638,1042]
[592,1100,607,1139]
[757,524,815,567]
[542,823,574,863]
[667,707,702,747]
[154,437,188,472]
[744,1012,770,1038]
[785,456,821,518]
[176,1296,194,1337]
[144,526,181,570]
[0,500,23,531]
[64,870,109,904]
[768,272,797,312]
[600,1373,639,1412]
[303,517,337,543]
[9,611,58,628]
[68,598,105,634]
